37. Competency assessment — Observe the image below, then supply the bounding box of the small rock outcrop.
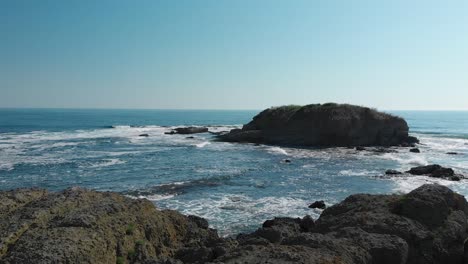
[407,164,464,181]
[168,127,209,135]
[385,169,403,175]
[409,148,420,153]
[218,103,418,147]
[1,184,467,263]
[308,200,326,209]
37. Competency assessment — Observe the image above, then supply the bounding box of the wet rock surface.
[1,184,468,263]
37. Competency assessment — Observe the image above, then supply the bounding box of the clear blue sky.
[1,0,467,110]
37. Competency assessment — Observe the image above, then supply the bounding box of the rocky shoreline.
[1,184,468,263]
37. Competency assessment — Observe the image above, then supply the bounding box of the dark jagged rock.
[139,133,149,137]
[185,136,195,139]
[174,127,208,134]
[314,184,468,264]
[221,184,468,263]
[356,146,366,151]
[284,159,291,163]
[308,200,326,209]
[406,164,465,181]
[407,164,446,175]
[447,152,458,155]
[165,127,209,135]
[219,103,418,147]
[2,184,468,263]
[385,169,403,175]
[409,148,420,153]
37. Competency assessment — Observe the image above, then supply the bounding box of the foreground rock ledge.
[1,184,467,264]
[218,103,418,147]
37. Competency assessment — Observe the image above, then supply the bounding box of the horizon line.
[1,106,468,112]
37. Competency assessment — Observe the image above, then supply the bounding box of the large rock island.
[1,184,467,263]
[219,103,418,147]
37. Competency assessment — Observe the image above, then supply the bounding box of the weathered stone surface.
[0,188,220,264]
[219,103,417,147]
[1,184,467,264]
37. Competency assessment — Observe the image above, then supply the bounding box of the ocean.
[0,108,467,236]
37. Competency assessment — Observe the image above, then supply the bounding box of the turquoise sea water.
[1,109,467,235]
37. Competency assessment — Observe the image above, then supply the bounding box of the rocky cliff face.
[1,184,466,264]
[219,103,418,147]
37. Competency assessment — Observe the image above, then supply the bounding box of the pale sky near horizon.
[1,0,468,110]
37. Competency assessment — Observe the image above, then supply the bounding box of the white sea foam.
[194,141,210,148]
[0,162,15,171]
[87,158,126,168]
[391,175,459,194]
[136,194,175,201]
[339,169,379,176]
[156,194,314,236]
[267,147,288,155]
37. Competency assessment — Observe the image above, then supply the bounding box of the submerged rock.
[2,184,468,263]
[138,133,149,137]
[219,103,417,147]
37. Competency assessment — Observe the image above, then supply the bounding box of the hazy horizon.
[2,1,468,110]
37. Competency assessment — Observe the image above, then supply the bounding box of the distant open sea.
[1,108,467,236]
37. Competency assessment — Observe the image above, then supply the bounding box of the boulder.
[406,164,463,181]
[409,148,420,153]
[385,169,403,175]
[219,103,417,147]
[308,200,326,209]
[138,133,149,137]
[315,184,468,264]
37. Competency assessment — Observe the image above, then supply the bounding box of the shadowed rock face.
[219,103,418,147]
[1,184,466,264]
